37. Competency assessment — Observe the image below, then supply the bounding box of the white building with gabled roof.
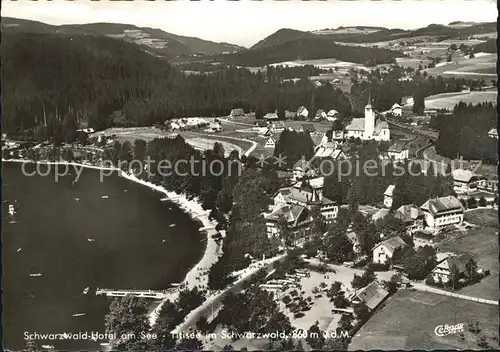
[390,103,403,116]
[383,185,395,208]
[264,137,276,149]
[372,236,408,264]
[420,195,464,229]
[346,96,390,141]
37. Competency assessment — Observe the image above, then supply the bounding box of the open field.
[270,58,370,71]
[464,208,499,228]
[349,290,499,350]
[424,53,496,80]
[437,225,499,301]
[404,90,497,110]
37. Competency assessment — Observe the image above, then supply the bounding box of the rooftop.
[384,184,395,197]
[452,168,479,183]
[374,236,408,254]
[395,204,425,222]
[388,141,408,153]
[352,281,389,310]
[421,195,464,216]
[346,118,365,131]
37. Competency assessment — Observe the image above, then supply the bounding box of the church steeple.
[364,93,375,138]
[366,93,372,108]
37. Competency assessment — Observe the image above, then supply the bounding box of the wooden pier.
[95,288,177,299]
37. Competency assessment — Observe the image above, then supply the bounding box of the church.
[345,96,390,141]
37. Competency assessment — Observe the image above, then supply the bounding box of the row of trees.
[104,287,205,351]
[220,37,402,67]
[350,72,479,111]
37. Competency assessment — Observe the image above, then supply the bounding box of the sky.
[2,0,497,47]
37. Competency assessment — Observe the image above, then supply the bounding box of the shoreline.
[3,159,222,327]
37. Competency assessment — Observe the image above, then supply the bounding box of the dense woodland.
[432,102,498,163]
[2,32,352,139]
[220,37,403,67]
[473,38,497,53]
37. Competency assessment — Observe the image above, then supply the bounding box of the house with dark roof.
[273,185,338,222]
[431,253,473,284]
[314,109,327,120]
[254,120,269,133]
[394,204,425,234]
[349,281,389,310]
[451,169,480,193]
[263,112,279,120]
[387,141,409,161]
[263,204,312,239]
[297,106,309,119]
[420,195,464,229]
[230,108,245,117]
[372,236,408,264]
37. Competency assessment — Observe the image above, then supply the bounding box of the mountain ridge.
[1,17,245,56]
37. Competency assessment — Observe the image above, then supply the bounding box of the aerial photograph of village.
[1,0,498,351]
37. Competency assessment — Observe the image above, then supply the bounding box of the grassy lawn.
[424,91,497,110]
[349,290,499,350]
[464,208,499,228]
[437,226,499,301]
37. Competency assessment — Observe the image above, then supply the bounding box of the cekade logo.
[434,323,464,336]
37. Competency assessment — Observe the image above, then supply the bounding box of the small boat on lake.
[74,197,80,201]
[41,345,54,349]
[29,273,42,277]
[169,224,176,228]
[17,248,22,252]
[101,195,109,199]
[82,287,90,295]
[8,204,15,216]
[72,313,86,317]
[87,238,95,242]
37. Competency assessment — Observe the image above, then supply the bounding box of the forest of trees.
[321,141,456,209]
[219,37,403,67]
[473,38,497,53]
[432,102,497,164]
[3,32,353,140]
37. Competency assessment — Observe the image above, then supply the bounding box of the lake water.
[2,162,204,350]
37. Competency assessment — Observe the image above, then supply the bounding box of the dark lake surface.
[2,162,204,350]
